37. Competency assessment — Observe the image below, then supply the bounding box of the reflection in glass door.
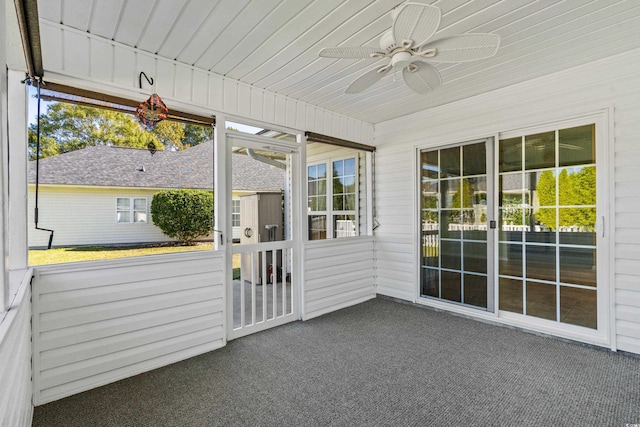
[498,125,598,329]
[420,141,491,310]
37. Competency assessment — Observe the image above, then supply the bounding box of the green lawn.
[29,244,216,266]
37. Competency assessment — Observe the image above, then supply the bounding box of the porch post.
[7,70,28,271]
[214,114,230,342]
[0,0,6,308]
[295,132,307,320]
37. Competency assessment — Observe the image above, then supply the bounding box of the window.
[232,199,241,227]
[308,157,357,240]
[117,198,148,223]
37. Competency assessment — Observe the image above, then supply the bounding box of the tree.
[559,166,596,229]
[151,120,185,151]
[451,179,474,208]
[28,103,157,159]
[150,190,214,245]
[534,170,556,229]
[29,102,214,159]
[183,124,214,148]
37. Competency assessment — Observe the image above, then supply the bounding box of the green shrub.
[151,190,214,245]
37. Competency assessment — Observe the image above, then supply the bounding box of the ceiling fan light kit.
[318,2,501,95]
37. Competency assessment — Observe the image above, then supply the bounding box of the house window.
[232,199,241,227]
[117,198,148,223]
[308,157,357,240]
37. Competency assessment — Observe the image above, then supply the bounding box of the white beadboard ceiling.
[37,0,640,124]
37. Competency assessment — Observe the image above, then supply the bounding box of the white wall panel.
[62,30,89,76]
[32,252,225,405]
[250,88,263,121]
[155,59,176,98]
[135,52,157,91]
[37,22,374,144]
[303,237,375,320]
[0,271,33,427]
[237,84,251,118]
[274,94,287,126]
[174,66,193,103]
[262,91,276,124]
[90,38,113,83]
[374,48,640,354]
[223,79,238,115]
[113,47,135,88]
[192,69,209,106]
[208,73,224,111]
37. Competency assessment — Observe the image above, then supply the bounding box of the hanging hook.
[139,71,154,89]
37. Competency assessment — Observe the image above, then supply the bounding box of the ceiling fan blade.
[319,46,385,59]
[392,3,441,48]
[345,66,391,94]
[402,62,441,94]
[423,34,500,63]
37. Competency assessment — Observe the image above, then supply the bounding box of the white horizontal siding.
[38,21,374,144]
[372,144,416,301]
[32,252,225,405]
[374,48,640,354]
[28,186,214,248]
[303,237,375,320]
[0,271,33,427]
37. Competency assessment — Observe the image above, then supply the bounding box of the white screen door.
[226,132,299,340]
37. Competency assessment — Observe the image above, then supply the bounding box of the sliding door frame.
[414,110,613,348]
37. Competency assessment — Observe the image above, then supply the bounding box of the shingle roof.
[28,141,284,191]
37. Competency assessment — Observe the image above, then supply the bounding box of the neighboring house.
[27,141,284,247]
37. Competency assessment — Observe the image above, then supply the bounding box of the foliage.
[534,170,556,229]
[451,179,475,208]
[150,190,214,244]
[558,167,596,229]
[29,102,213,159]
[29,103,156,159]
[499,167,596,230]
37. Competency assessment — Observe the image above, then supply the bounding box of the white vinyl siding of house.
[303,237,376,320]
[0,271,33,426]
[374,48,640,354]
[27,186,214,248]
[32,252,225,404]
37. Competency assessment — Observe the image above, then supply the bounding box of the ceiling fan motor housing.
[380,30,397,51]
[391,51,414,69]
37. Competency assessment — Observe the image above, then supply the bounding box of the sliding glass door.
[498,124,598,329]
[419,140,493,310]
[419,121,604,333]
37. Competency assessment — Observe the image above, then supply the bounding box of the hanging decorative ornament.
[136,93,168,130]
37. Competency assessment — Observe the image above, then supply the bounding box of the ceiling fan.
[318,2,501,94]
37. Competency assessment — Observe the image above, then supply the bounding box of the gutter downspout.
[246,149,286,170]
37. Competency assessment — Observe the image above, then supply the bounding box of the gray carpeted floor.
[33,298,640,427]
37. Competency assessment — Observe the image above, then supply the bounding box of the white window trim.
[307,155,359,239]
[231,199,241,228]
[116,197,148,224]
